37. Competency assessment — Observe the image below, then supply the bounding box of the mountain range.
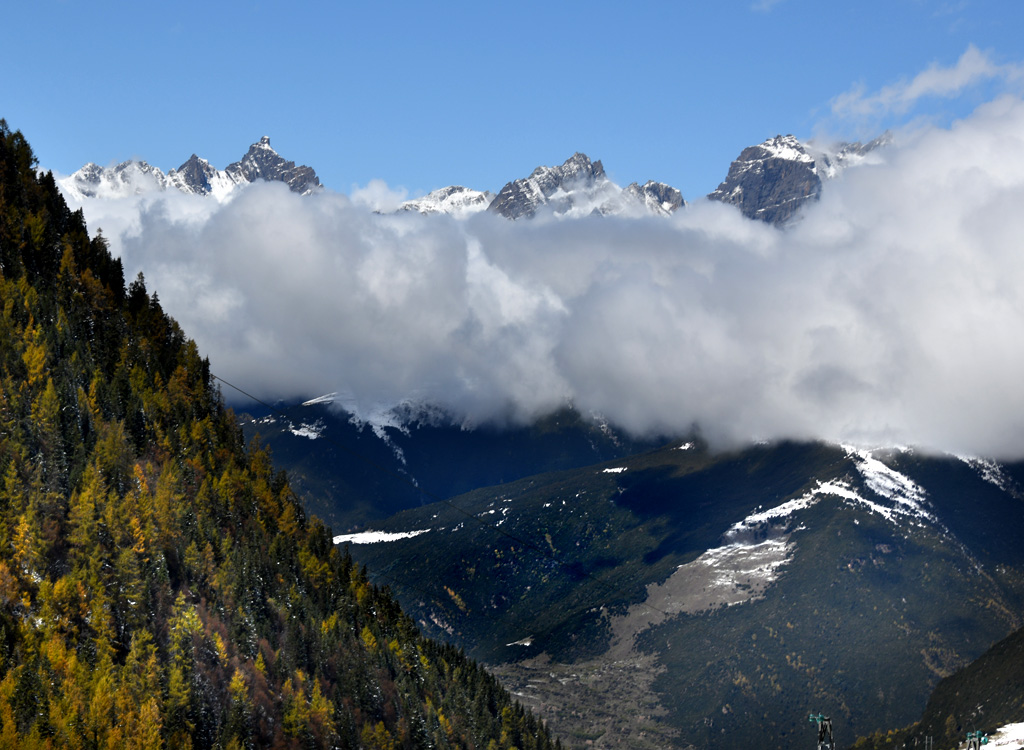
[333,438,1024,750]
[59,133,888,224]
[59,135,321,201]
[50,124,1024,750]
[229,388,1024,750]
[0,118,556,749]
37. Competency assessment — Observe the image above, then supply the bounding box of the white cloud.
[831,45,1024,121]
[67,93,1024,459]
[350,179,408,213]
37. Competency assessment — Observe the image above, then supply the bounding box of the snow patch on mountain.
[629,532,794,625]
[987,723,1024,749]
[302,393,340,407]
[642,449,938,619]
[400,186,494,217]
[59,161,173,201]
[289,419,325,440]
[299,391,457,466]
[843,445,937,526]
[958,455,1024,498]
[725,448,937,542]
[333,529,431,545]
[698,537,792,586]
[59,136,319,203]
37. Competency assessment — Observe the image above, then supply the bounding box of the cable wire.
[211,372,674,620]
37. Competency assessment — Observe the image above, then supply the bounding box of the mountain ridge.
[707,133,891,223]
[61,133,889,224]
[59,135,321,201]
[340,440,1024,749]
[0,117,556,750]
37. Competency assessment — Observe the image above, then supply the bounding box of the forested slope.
[0,119,558,750]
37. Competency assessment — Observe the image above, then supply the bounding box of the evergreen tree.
[0,119,559,749]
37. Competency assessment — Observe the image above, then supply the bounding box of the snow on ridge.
[400,186,494,217]
[289,420,324,440]
[301,392,339,406]
[842,445,936,525]
[958,455,1022,497]
[677,463,933,614]
[758,135,813,163]
[333,529,430,545]
[729,480,847,531]
[728,455,935,541]
[602,467,627,474]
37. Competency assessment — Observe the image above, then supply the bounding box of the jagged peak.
[174,153,211,170]
[753,134,813,163]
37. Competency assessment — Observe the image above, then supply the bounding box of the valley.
[258,428,1024,750]
[52,106,1024,750]
[241,409,1024,749]
[12,5,1024,749]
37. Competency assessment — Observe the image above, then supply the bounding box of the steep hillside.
[0,119,556,749]
[239,396,668,531]
[851,624,1024,750]
[345,441,1024,749]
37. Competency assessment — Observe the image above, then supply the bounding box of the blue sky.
[5,0,1024,199]
[12,0,1024,457]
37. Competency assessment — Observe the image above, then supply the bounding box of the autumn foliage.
[0,120,559,750]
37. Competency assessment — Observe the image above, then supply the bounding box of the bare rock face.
[708,133,891,225]
[168,154,224,195]
[225,136,320,195]
[623,180,685,215]
[707,135,821,225]
[62,136,321,201]
[488,152,610,220]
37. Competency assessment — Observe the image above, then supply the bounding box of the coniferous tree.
[0,119,560,749]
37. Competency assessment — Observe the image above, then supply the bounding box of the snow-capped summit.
[707,133,889,224]
[488,152,613,220]
[621,181,686,216]
[166,154,244,200]
[399,186,495,217]
[59,137,321,203]
[224,136,320,195]
[486,153,685,220]
[59,160,172,201]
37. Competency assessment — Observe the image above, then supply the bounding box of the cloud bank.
[70,94,1024,459]
[831,45,1024,121]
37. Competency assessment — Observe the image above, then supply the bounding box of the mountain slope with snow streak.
[343,439,1024,750]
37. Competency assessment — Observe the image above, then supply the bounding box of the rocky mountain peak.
[224,137,320,194]
[623,181,685,215]
[399,185,495,216]
[61,137,322,202]
[488,152,615,220]
[707,133,890,225]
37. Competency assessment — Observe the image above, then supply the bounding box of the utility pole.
[965,731,988,750]
[809,713,835,750]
